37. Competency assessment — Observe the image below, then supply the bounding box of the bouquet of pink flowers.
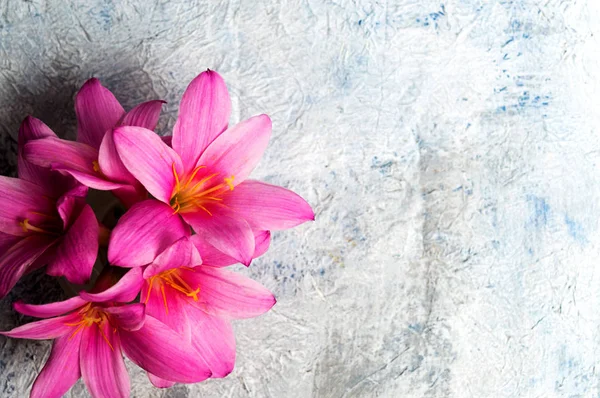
[0,70,313,397]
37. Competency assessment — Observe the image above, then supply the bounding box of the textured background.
[1,0,600,397]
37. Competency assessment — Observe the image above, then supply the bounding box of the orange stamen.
[161,285,169,314]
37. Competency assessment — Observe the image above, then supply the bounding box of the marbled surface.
[1,0,600,397]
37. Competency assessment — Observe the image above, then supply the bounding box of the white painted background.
[1,1,600,397]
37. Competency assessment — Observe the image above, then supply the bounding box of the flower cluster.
[0,70,314,397]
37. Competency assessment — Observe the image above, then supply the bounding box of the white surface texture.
[1,0,600,397]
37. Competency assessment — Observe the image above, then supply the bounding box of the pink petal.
[104,304,145,331]
[225,180,314,230]
[108,200,190,267]
[111,184,148,208]
[98,129,137,185]
[182,207,254,266]
[147,372,176,388]
[187,308,235,378]
[0,234,55,298]
[172,70,231,170]
[120,315,212,383]
[190,230,270,267]
[142,281,191,342]
[30,333,82,398]
[56,190,87,229]
[0,232,22,254]
[183,266,275,319]
[46,205,98,285]
[120,100,165,130]
[197,114,271,186]
[80,323,129,398]
[0,313,78,339]
[80,267,144,303]
[113,126,183,203]
[143,237,201,279]
[14,296,86,318]
[75,78,125,149]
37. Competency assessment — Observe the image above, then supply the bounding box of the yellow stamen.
[224,176,235,190]
[161,285,169,314]
[19,219,53,235]
[92,161,101,173]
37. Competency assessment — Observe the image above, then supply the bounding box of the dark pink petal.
[172,70,231,170]
[197,114,271,186]
[104,304,145,331]
[30,333,82,398]
[142,281,191,342]
[120,315,212,383]
[80,323,129,398]
[75,78,125,149]
[187,308,235,378]
[56,193,86,230]
[143,237,201,279]
[111,184,148,208]
[108,200,190,267]
[225,180,314,230]
[183,207,254,266]
[0,313,78,339]
[0,233,21,254]
[14,296,86,318]
[147,373,176,388]
[161,135,172,146]
[183,266,275,319]
[113,126,183,203]
[190,230,270,267]
[0,234,55,298]
[120,100,165,130]
[46,205,98,285]
[98,129,137,185]
[80,267,144,303]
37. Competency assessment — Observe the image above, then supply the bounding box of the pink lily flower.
[123,237,275,385]
[108,70,314,267]
[0,117,98,298]
[23,78,165,207]
[1,268,211,398]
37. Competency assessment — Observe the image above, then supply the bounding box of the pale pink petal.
[225,180,314,230]
[14,296,86,318]
[172,70,231,170]
[80,322,129,398]
[147,372,176,388]
[75,78,125,149]
[104,304,145,331]
[0,313,78,339]
[98,129,137,185]
[142,281,191,342]
[113,126,183,203]
[197,114,271,186]
[120,100,165,130]
[108,200,190,267]
[120,315,212,383]
[30,333,82,398]
[143,237,201,279]
[183,266,275,319]
[187,308,236,378]
[0,234,55,298]
[46,205,98,285]
[80,267,144,303]
[190,230,270,267]
[183,207,254,266]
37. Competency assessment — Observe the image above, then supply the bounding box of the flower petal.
[190,230,270,267]
[30,333,82,398]
[120,315,212,383]
[161,135,172,146]
[113,126,183,203]
[147,372,176,388]
[120,100,165,130]
[253,230,271,259]
[104,304,145,331]
[225,180,314,230]
[108,200,190,267]
[182,207,254,266]
[0,313,78,339]
[142,281,191,342]
[98,129,137,185]
[14,296,86,318]
[75,78,125,149]
[183,266,275,319]
[80,322,129,398]
[172,70,231,170]
[143,237,201,279]
[80,267,144,303]
[0,234,55,298]
[111,184,148,209]
[187,308,236,378]
[46,205,98,285]
[197,114,271,186]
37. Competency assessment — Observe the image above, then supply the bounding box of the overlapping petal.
[0,313,78,339]
[104,304,145,331]
[120,100,165,131]
[14,296,87,318]
[190,230,270,267]
[80,267,144,303]
[143,237,201,278]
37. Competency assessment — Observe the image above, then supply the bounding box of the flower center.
[64,303,114,350]
[19,212,61,236]
[145,268,200,314]
[169,163,234,215]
